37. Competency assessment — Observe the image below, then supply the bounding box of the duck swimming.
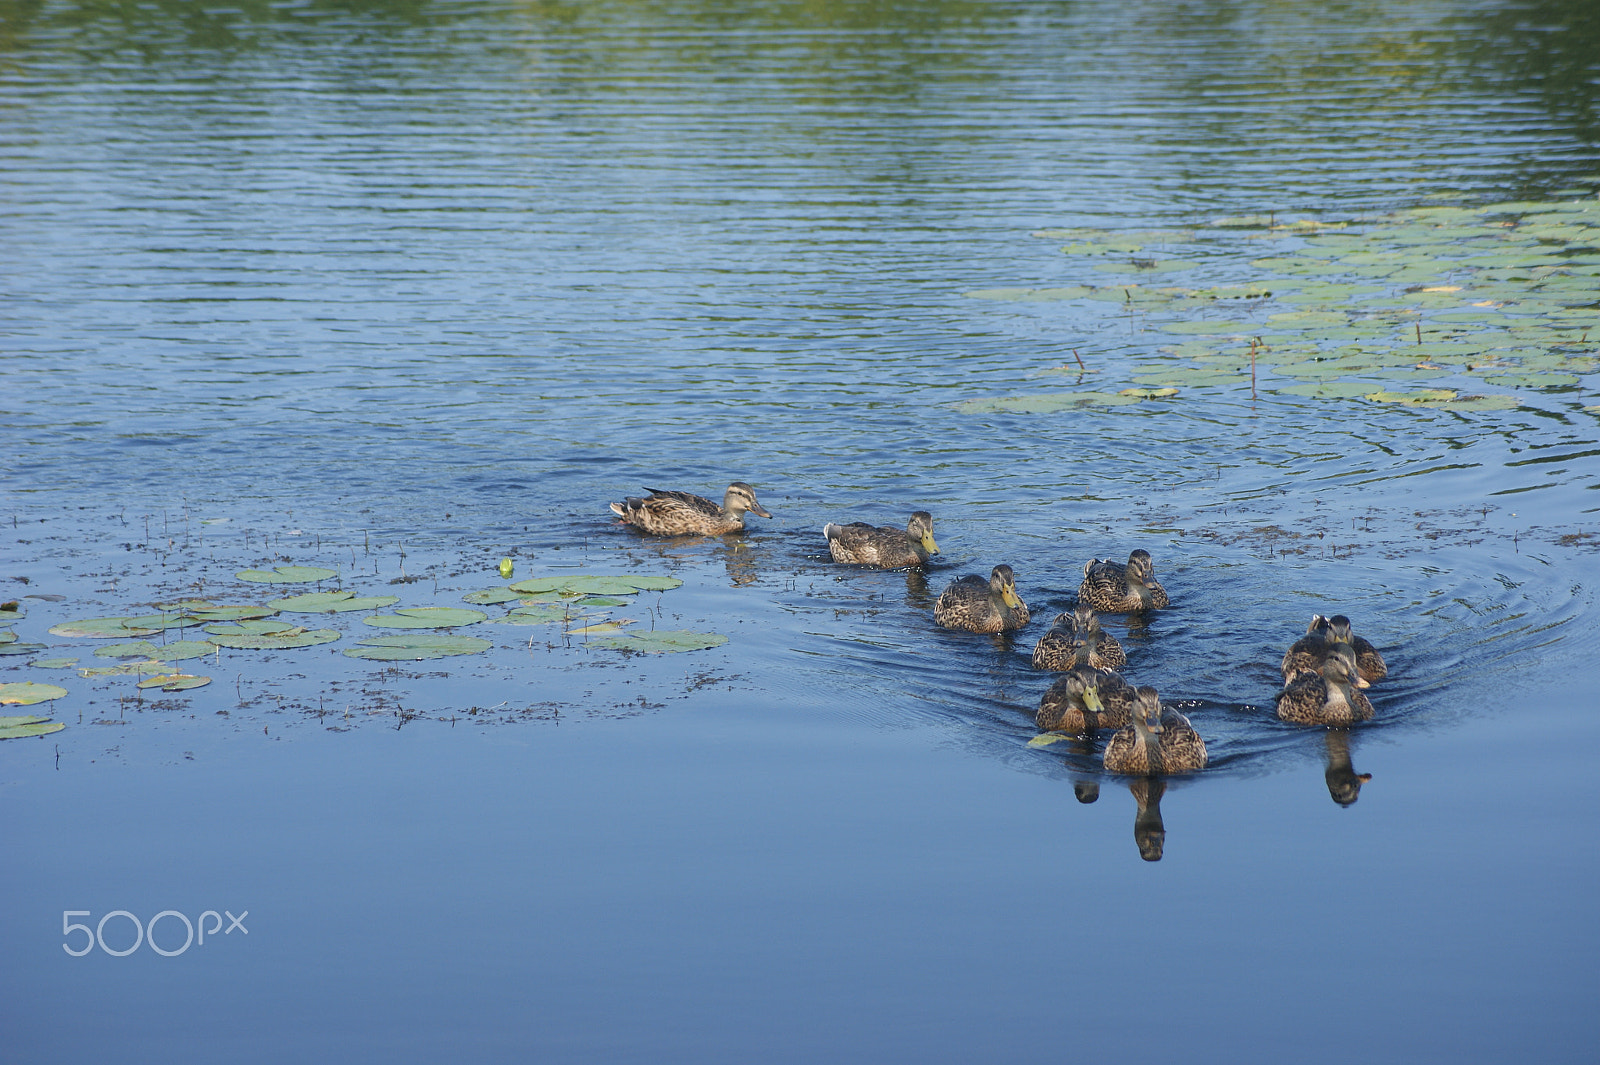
[1326,614,1387,682]
[1281,613,1387,685]
[933,565,1030,633]
[823,511,938,569]
[1036,665,1134,733]
[1102,686,1208,775]
[1031,605,1126,671]
[1078,550,1170,614]
[609,482,771,537]
[1275,645,1375,725]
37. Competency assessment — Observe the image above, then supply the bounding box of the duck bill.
[921,533,940,556]
[1083,686,1105,713]
[748,503,772,518]
[1353,673,1370,689]
[1001,588,1024,611]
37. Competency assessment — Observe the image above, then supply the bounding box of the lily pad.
[186,605,281,622]
[150,641,219,661]
[1274,381,1376,399]
[136,674,213,692]
[205,619,297,636]
[235,565,338,584]
[0,631,13,644]
[0,642,49,657]
[0,682,68,705]
[94,640,164,660]
[572,596,631,607]
[462,588,528,605]
[487,605,573,625]
[343,634,492,661]
[30,657,78,669]
[1027,733,1071,748]
[567,621,631,635]
[0,715,66,739]
[268,591,401,613]
[204,626,339,650]
[1481,372,1580,388]
[593,630,729,654]
[49,616,165,639]
[363,607,487,629]
[78,661,168,676]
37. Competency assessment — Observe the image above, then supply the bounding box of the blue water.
[2,1,1599,1061]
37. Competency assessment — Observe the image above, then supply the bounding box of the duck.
[1275,646,1375,725]
[1281,613,1387,685]
[1030,605,1126,671]
[1102,686,1208,775]
[609,482,771,537]
[1078,549,1170,614]
[1036,665,1134,733]
[933,565,1030,633]
[823,511,938,569]
[1326,614,1388,682]
[1280,614,1338,682]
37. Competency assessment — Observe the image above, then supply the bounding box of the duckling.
[1326,614,1387,682]
[1031,605,1126,671]
[823,511,938,569]
[609,482,771,537]
[933,565,1030,633]
[1275,646,1374,725]
[1036,665,1134,733]
[1102,686,1208,775]
[1078,549,1170,614]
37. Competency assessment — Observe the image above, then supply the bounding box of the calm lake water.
[3,1,1599,1061]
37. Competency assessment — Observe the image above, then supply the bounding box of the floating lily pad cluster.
[459,573,725,653]
[962,196,1599,411]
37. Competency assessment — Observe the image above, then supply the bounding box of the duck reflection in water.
[1129,778,1167,862]
[1323,729,1372,807]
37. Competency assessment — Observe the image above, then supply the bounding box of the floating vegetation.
[0,640,49,657]
[50,614,193,638]
[79,661,169,677]
[593,630,729,654]
[203,620,339,649]
[1027,733,1070,748]
[234,565,338,584]
[508,574,684,595]
[969,195,1599,413]
[363,607,487,629]
[462,588,530,605]
[486,604,576,625]
[343,634,492,661]
[29,657,78,669]
[136,673,212,692]
[0,715,66,739]
[0,682,68,706]
[267,591,400,613]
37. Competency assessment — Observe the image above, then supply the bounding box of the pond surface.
[3,1,1599,1061]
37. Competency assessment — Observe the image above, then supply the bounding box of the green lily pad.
[1481,372,1580,388]
[1366,389,1520,410]
[508,575,683,595]
[462,588,528,605]
[1130,368,1246,387]
[0,642,49,657]
[235,565,339,584]
[204,626,339,650]
[0,631,13,644]
[343,634,493,661]
[151,641,218,661]
[0,715,66,739]
[363,607,487,629]
[136,673,213,692]
[0,682,68,705]
[205,619,296,636]
[94,640,163,660]
[49,616,165,639]
[1027,733,1071,748]
[487,605,572,625]
[30,657,78,669]
[268,591,401,613]
[1157,320,1262,335]
[187,605,280,622]
[567,621,631,635]
[593,630,729,654]
[78,661,168,676]
[572,596,631,607]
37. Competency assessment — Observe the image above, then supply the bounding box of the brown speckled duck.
[1078,550,1170,614]
[1281,614,1335,682]
[1031,605,1126,671]
[1036,665,1134,733]
[933,565,1030,633]
[1281,613,1387,685]
[1327,614,1388,682]
[1276,646,1375,725]
[1102,686,1208,775]
[609,482,771,537]
[823,511,938,569]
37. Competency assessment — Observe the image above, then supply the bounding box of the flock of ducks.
[609,482,1390,779]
